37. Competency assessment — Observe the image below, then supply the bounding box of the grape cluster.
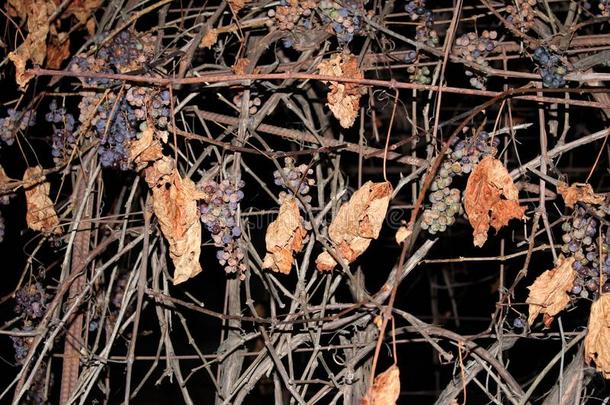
[69,55,116,87]
[533,47,568,88]
[450,131,500,173]
[128,86,171,136]
[0,109,36,146]
[11,282,48,370]
[9,328,51,403]
[233,93,262,115]
[10,326,34,364]
[421,131,500,235]
[405,0,440,47]
[408,66,431,85]
[268,0,317,31]
[46,100,76,160]
[15,283,48,320]
[506,0,537,31]
[421,184,462,234]
[81,92,137,169]
[71,31,169,169]
[319,0,363,44]
[198,178,247,277]
[453,31,497,90]
[560,207,610,297]
[273,157,315,204]
[267,0,367,45]
[95,30,155,73]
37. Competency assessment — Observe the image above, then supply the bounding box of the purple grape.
[198,177,246,276]
[513,317,525,329]
[533,46,568,88]
[0,109,35,145]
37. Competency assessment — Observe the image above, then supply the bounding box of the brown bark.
[60,167,93,404]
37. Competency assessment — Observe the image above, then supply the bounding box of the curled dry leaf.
[23,166,61,235]
[199,29,219,49]
[129,129,204,285]
[317,53,364,128]
[557,182,605,208]
[464,156,525,247]
[144,159,204,285]
[8,0,50,87]
[585,294,610,378]
[361,365,400,405]
[128,126,163,170]
[263,196,306,274]
[526,255,576,327]
[316,181,392,271]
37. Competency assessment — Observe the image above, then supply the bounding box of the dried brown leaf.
[361,365,400,405]
[132,131,204,284]
[0,166,11,187]
[526,256,576,327]
[228,0,248,12]
[262,196,306,274]
[199,29,218,49]
[585,294,610,378]
[23,166,61,235]
[8,0,102,85]
[315,251,338,272]
[8,0,50,87]
[326,85,361,128]
[315,181,392,271]
[46,30,70,69]
[317,53,364,128]
[128,127,164,171]
[558,182,605,208]
[8,0,29,20]
[145,161,203,285]
[318,54,344,77]
[64,0,103,27]
[464,156,525,247]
